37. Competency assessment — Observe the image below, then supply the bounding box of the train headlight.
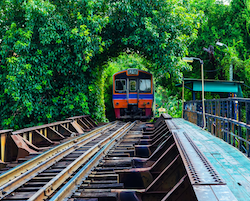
[116,102,119,105]
[147,102,150,105]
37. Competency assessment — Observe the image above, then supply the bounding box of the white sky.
[219,0,231,5]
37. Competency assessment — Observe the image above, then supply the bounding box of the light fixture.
[182,57,194,63]
[216,41,224,47]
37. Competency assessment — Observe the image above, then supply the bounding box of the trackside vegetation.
[0,0,249,129]
[0,0,199,129]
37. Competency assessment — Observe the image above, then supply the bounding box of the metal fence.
[184,98,250,157]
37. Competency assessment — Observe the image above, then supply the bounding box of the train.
[112,68,154,119]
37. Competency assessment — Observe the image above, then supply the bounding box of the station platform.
[173,118,250,201]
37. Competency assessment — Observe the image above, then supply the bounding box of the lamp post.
[182,57,206,129]
[216,41,233,81]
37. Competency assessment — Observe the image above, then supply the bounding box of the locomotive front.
[113,68,154,119]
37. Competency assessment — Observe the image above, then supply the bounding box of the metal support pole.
[201,63,206,129]
[215,42,233,81]
[1,134,6,162]
[229,63,233,81]
[246,103,250,156]
[182,79,184,119]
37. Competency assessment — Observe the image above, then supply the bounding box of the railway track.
[0,113,237,201]
[0,121,136,200]
[67,114,236,201]
[0,115,97,172]
[69,118,175,201]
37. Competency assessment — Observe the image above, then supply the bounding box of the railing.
[0,115,97,163]
[184,98,250,157]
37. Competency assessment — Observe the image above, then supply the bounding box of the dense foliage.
[1,0,249,128]
[155,86,182,118]
[185,0,250,98]
[0,0,200,129]
[0,0,110,129]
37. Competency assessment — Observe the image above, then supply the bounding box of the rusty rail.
[0,114,238,201]
[67,114,237,201]
[43,122,135,201]
[0,115,97,164]
[0,122,116,199]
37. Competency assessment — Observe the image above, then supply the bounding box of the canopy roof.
[178,78,243,97]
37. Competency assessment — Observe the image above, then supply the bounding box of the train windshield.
[139,79,151,92]
[129,80,136,91]
[115,79,126,91]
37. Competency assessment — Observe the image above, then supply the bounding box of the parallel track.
[0,121,135,201]
[69,120,174,201]
[0,114,237,201]
[69,122,149,200]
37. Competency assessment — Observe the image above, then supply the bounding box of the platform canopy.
[179,78,244,97]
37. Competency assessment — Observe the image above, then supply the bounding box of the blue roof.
[182,78,243,97]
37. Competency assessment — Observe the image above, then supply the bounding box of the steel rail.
[0,130,13,134]
[0,122,117,198]
[27,122,131,200]
[49,122,136,201]
[12,120,72,135]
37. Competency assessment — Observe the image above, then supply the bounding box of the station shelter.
[180,78,243,100]
[177,78,244,121]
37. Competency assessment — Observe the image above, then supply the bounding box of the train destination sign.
[127,68,138,75]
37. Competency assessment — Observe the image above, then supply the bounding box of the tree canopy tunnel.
[0,0,201,129]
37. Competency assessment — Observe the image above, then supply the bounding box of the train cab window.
[139,79,151,92]
[129,80,137,91]
[115,79,126,92]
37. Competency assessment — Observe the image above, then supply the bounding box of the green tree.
[0,0,201,129]
[0,0,109,128]
[103,0,201,78]
[185,0,250,98]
